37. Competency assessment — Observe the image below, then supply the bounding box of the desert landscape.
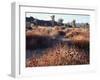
[26,15,90,67]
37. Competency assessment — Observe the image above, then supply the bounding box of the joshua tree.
[34,19,38,27]
[58,18,63,26]
[85,23,89,27]
[72,20,76,28]
[51,15,55,27]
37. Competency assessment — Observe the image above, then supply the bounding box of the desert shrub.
[49,30,59,38]
[64,28,89,51]
[71,39,89,52]
[58,31,66,36]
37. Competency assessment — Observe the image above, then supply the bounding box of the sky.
[26,12,90,23]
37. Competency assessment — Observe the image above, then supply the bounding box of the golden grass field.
[26,26,89,67]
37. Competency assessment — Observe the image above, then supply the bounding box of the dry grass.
[26,26,90,67]
[26,26,66,37]
[26,42,89,67]
[65,28,89,50]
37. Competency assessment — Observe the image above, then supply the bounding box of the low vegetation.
[26,26,89,67]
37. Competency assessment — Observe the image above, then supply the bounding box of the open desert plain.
[25,15,90,67]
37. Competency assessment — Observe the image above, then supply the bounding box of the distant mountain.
[26,17,89,28]
[26,17,64,27]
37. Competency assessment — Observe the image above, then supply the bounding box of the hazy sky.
[26,12,90,23]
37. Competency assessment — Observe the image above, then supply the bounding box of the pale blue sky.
[26,13,90,23]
